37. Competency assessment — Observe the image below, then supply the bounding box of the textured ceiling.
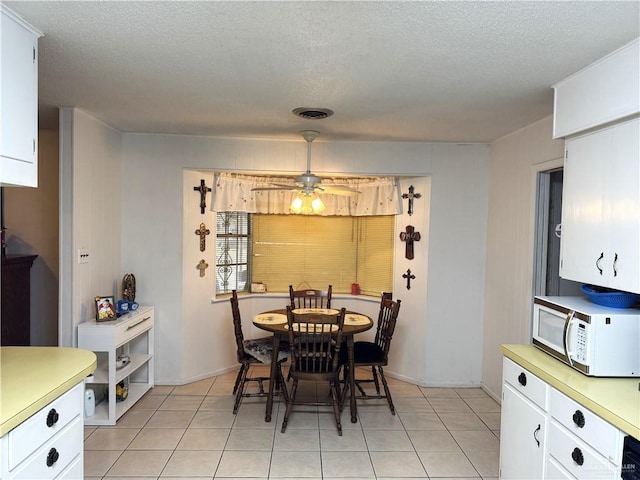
[4,1,640,142]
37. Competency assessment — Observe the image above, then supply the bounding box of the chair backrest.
[289,284,333,309]
[374,298,401,363]
[380,291,393,303]
[286,305,345,375]
[230,290,247,362]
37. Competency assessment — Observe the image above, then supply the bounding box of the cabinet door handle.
[46,447,59,467]
[595,252,604,275]
[572,409,585,428]
[613,253,618,277]
[46,408,59,427]
[518,372,527,386]
[533,424,541,447]
[127,316,151,330]
[571,447,584,466]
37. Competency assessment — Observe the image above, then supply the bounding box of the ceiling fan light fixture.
[292,107,334,120]
[290,193,325,215]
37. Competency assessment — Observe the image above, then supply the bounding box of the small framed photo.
[95,295,116,321]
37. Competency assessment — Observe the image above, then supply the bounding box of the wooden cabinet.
[0,6,42,187]
[77,307,154,425]
[1,254,37,346]
[0,382,84,479]
[500,357,548,479]
[552,39,639,139]
[560,117,640,293]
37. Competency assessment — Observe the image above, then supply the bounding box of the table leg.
[265,334,280,422]
[347,335,358,423]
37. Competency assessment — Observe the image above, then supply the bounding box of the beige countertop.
[501,344,640,439]
[0,347,97,436]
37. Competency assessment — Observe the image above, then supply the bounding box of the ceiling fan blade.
[251,186,295,191]
[251,183,297,192]
[318,185,361,196]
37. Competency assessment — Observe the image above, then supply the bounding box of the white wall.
[4,129,59,345]
[482,115,565,399]
[120,133,489,385]
[59,108,123,347]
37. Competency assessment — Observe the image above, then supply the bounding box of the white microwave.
[532,296,640,377]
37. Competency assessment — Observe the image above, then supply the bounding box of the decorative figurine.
[122,273,136,302]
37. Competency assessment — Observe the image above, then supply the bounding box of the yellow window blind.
[252,214,394,295]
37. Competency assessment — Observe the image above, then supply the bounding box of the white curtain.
[212,172,402,216]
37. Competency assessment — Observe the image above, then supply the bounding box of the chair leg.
[371,366,381,395]
[330,381,343,436]
[232,366,244,395]
[378,366,395,415]
[281,379,298,433]
[233,364,250,414]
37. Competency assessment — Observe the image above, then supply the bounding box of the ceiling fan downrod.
[295,130,322,190]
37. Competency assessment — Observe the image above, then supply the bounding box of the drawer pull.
[518,372,527,386]
[533,424,541,447]
[46,448,59,467]
[572,409,585,428]
[46,408,59,427]
[126,316,151,330]
[571,447,584,466]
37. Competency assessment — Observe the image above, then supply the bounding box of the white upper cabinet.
[552,38,639,139]
[560,117,640,293]
[1,6,42,187]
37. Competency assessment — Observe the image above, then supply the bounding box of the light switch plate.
[78,248,90,264]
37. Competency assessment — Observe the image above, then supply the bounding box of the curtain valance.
[212,172,402,216]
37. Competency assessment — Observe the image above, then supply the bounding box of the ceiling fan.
[251,130,360,196]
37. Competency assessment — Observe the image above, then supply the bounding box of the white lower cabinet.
[500,357,625,479]
[500,358,548,479]
[0,382,84,479]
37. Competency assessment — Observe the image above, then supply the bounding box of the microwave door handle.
[563,310,575,367]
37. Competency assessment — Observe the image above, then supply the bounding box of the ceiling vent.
[292,107,334,120]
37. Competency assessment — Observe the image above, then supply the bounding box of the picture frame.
[95,295,116,321]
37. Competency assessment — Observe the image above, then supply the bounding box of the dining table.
[252,307,373,424]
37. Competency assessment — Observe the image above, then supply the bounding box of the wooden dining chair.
[289,284,332,309]
[230,290,288,414]
[281,306,346,435]
[340,295,401,414]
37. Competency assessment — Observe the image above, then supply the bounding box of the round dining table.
[252,308,373,424]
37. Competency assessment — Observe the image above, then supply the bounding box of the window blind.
[252,214,393,294]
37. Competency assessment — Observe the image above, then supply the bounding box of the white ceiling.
[4,1,640,143]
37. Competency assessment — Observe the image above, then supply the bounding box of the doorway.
[533,167,582,297]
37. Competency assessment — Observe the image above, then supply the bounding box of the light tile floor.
[84,366,501,479]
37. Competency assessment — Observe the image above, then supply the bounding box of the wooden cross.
[197,259,209,277]
[401,185,422,216]
[399,225,421,260]
[193,179,212,214]
[195,223,210,252]
[402,269,415,290]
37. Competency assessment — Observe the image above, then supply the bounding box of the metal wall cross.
[195,223,210,252]
[399,225,421,260]
[402,269,415,290]
[401,185,422,216]
[193,179,212,214]
[197,259,209,277]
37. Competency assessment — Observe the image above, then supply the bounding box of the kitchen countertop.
[0,347,97,436]
[501,344,640,439]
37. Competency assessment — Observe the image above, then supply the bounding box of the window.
[215,212,250,294]
[252,214,394,295]
[216,212,394,296]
